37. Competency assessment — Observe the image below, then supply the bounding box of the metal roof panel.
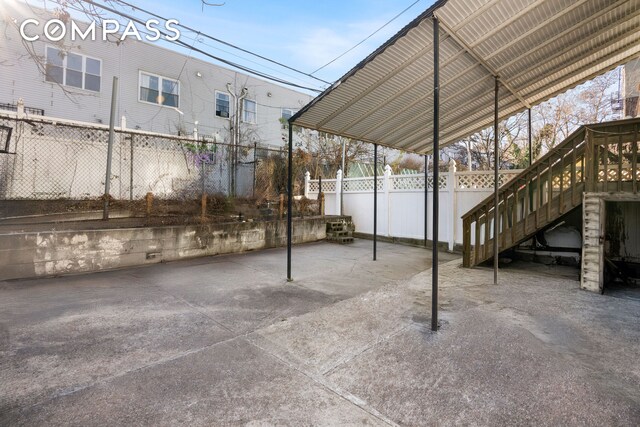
[292,0,640,154]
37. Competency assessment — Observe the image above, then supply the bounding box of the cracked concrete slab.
[0,281,234,412]
[5,338,388,427]
[1,240,444,425]
[1,240,639,426]
[249,281,415,376]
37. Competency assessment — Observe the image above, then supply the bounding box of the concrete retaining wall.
[0,216,348,280]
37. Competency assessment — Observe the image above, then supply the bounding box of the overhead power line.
[76,0,323,92]
[311,0,423,74]
[64,1,319,90]
[112,0,332,86]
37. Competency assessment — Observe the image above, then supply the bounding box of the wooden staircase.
[463,118,640,268]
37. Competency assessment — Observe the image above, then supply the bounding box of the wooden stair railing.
[462,118,640,268]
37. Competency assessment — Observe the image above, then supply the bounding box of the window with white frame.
[281,108,296,128]
[281,108,295,121]
[243,98,257,124]
[45,46,101,92]
[139,72,179,107]
[215,92,230,118]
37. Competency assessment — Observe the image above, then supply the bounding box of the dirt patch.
[0,195,322,231]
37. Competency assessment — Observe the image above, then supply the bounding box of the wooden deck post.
[463,217,471,268]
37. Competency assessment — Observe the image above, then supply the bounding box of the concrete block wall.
[0,216,347,280]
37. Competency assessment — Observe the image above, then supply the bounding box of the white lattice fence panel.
[456,171,521,189]
[389,174,447,191]
[392,175,425,190]
[343,177,383,192]
[457,173,491,189]
[308,179,336,193]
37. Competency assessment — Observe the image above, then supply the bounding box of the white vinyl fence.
[306,162,522,251]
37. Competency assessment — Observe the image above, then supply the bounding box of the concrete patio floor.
[1,240,639,426]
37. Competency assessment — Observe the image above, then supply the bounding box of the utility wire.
[76,0,323,92]
[185,32,324,90]
[112,0,332,86]
[62,4,314,91]
[311,0,423,74]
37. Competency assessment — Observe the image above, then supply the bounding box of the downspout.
[237,87,248,196]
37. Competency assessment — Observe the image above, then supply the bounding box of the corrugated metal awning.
[291,0,640,154]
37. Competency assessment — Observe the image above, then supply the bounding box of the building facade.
[0,4,312,148]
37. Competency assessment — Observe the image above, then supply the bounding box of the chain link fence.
[0,112,289,220]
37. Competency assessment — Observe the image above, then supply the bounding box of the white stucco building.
[0,4,313,147]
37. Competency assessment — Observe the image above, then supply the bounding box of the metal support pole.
[287,121,293,281]
[227,88,237,197]
[528,108,532,166]
[103,76,118,221]
[318,175,323,216]
[253,141,257,198]
[341,138,346,215]
[424,154,428,246]
[129,134,134,201]
[527,108,533,214]
[373,143,378,261]
[233,111,238,197]
[493,77,500,285]
[233,110,241,197]
[432,17,440,332]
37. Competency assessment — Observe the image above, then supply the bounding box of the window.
[216,92,230,118]
[139,72,179,107]
[243,98,256,123]
[281,108,296,128]
[45,47,101,92]
[85,58,101,91]
[281,108,295,121]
